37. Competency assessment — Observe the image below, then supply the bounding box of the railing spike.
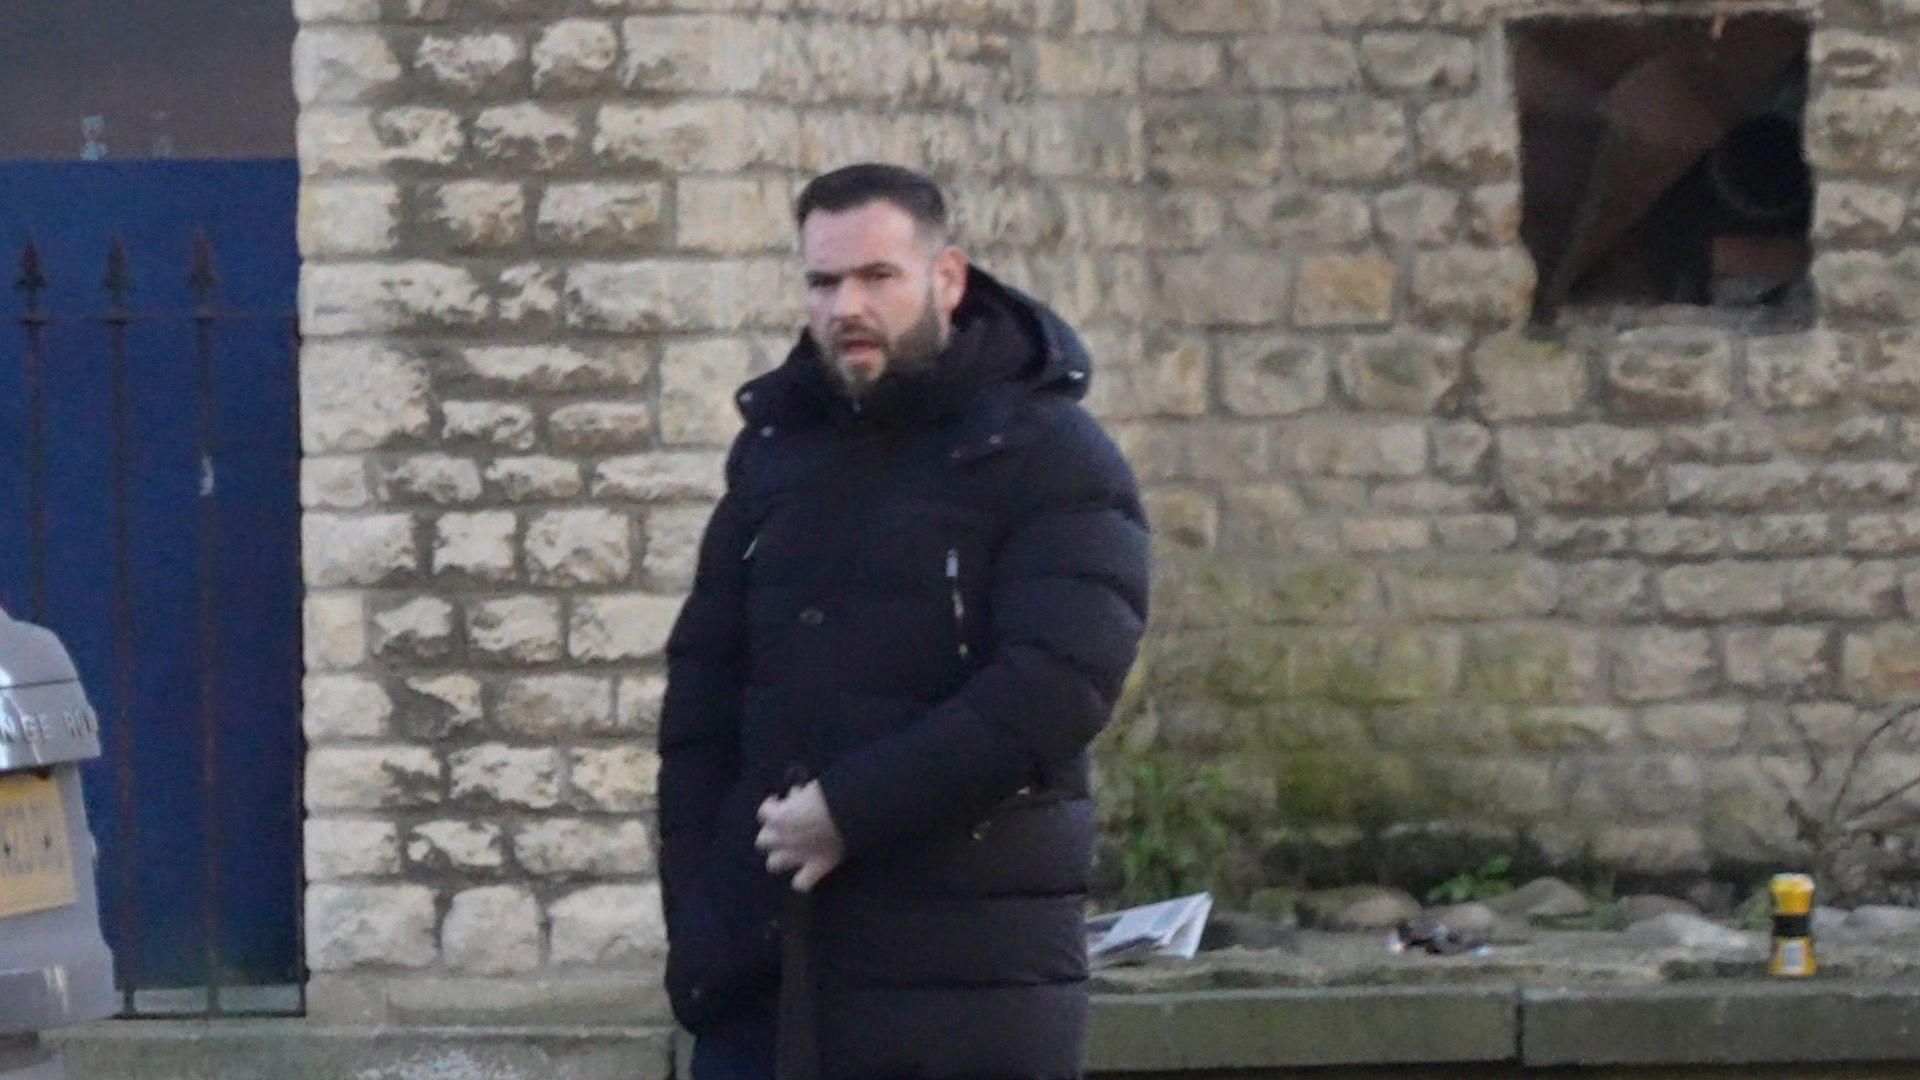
[187,228,220,304]
[14,236,47,299]
[102,234,133,309]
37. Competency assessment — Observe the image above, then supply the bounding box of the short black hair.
[794,163,950,240]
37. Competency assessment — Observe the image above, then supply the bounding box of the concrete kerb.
[1521,981,1920,1067]
[1086,986,1517,1072]
[50,1020,676,1080]
[47,982,1920,1076]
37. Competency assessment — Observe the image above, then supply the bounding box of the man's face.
[800,201,967,398]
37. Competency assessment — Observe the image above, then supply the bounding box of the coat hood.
[731,266,1093,432]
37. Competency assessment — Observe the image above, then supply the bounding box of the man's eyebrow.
[805,261,900,282]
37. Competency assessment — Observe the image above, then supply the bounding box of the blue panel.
[0,160,301,995]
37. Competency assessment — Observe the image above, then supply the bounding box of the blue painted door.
[0,159,302,1010]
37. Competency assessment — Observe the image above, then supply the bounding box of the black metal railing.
[9,231,305,1018]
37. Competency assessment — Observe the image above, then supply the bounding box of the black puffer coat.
[657,268,1150,1079]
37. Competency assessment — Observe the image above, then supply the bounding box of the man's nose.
[828,281,864,320]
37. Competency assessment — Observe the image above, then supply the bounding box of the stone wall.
[291,0,1145,1015]
[292,0,1920,1010]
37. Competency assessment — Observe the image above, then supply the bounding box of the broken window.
[1511,14,1813,323]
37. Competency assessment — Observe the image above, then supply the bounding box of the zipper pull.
[947,548,969,660]
[743,533,760,561]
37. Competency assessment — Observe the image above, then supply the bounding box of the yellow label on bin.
[0,772,76,919]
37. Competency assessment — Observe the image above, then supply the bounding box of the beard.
[825,289,947,404]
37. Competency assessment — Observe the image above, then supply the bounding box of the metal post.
[188,232,222,1018]
[101,235,137,1015]
[14,240,48,623]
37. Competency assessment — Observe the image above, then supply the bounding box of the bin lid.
[0,611,79,689]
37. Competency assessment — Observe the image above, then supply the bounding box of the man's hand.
[756,780,846,893]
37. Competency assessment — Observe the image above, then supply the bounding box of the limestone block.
[1410,247,1534,325]
[1154,251,1290,326]
[294,28,404,105]
[1359,32,1476,92]
[1495,426,1661,511]
[1603,328,1734,418]
[414,32,524,96]
[462,343,639,391]
[643,506,711,588]
[1336,331,1464,411]
[427,180,526,250]
[303,457,370,511]
[1290,99,1411,183]
[306,746,443,810]
[1218,336,1328,416]
[1637,703,1746,752]
[497,675,617,736]
[569,594,680,662]
[407,820,506,871]
[1294,252,1397,328]
[302,343,431,452]
[1470,334,1586,420]
[488,458,585,502]
[592,453,725,502]
[443,886,541,974]
[532,19,619,94]
[297,107,462,173]
[594,100,798,171]
[1726,629,1831,693]
[676,177,793,255]
[1417,98,1519,179]
[304,514,418,587]
[1145,99,1287,186]
[549,883,665,964]
[473,103,582,169]
[300,182,399,255]
[306,818,401,880]
[300,262,491,334]
[378,455,484,505]
[1234,34,1358,89]
[1611,629,1717,702]
[536,181,667,251]
[306,884,436,970]
[443,401,535,451]
[567,745,660,813]
[526,509,632,586]
[514,819,652,876]
[306,594,367,670]
[468,596,563,664]
[304,675,393,740]
[1749,331,1855,410]
[433,511,518,582]
[370,597,457,662]
[617,675,667,733]
[1375,185,1461,245]
[1658,562,1786,619]
[448,745,563,809]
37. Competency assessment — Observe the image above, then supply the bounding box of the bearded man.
[657,162,1150,1080]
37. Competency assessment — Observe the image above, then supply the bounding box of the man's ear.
[933,245,968,319]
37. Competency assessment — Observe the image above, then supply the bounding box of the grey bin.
[0,609,119,1079]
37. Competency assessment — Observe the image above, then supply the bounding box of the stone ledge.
[306,971,671,1026]
[50,1019,674,1080]
[1521,981,1920,1067]
[1086,986,1516,1072]
[46,982,1920,1078]
[1089,980,1920,1072]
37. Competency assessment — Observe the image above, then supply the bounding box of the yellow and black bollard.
[1768,873,1816,977]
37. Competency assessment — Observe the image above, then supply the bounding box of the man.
[657,163,1151,1080]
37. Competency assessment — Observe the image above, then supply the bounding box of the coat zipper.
[946,547,969,661]
[743,532,759,561]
